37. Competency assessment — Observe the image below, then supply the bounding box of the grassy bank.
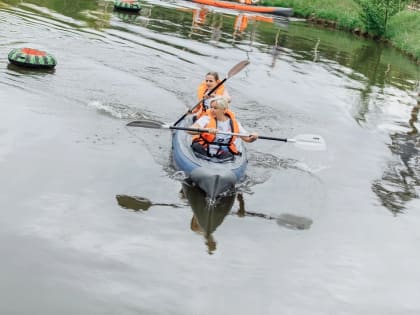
[259,0,420,62]
[386,10,420,61]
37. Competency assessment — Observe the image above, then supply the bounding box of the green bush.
[259,0,363,29]
[355,0,410,37]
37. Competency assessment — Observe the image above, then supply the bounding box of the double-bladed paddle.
[126,119,326,150]
[172,60,250,126]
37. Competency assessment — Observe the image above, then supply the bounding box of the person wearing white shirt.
[188,97,258,159]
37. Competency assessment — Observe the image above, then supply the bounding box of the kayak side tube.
[187,0,293,17]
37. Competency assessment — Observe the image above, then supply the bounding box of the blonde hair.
[209,96,229,109]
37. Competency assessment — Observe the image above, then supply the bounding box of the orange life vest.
[193,81,226,117]
[192,110,240,155]
[197,81,225,100]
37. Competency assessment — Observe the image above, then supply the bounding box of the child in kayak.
[188,96,258,159]
[192,72,231,119]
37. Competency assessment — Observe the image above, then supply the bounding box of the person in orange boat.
[239,0,260,4]
[188,96,258,159]
[193,72,231,119]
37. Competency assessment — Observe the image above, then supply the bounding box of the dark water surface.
[1,0,419,314]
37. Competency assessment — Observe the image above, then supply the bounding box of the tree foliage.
[355,0,409,36]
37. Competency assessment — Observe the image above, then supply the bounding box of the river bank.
[261,0,420,63]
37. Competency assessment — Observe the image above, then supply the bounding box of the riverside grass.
[386,10,420,61]
[261,0,362,30]
[259,0,420,61]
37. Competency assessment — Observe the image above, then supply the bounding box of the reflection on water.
[184,181,313,254]
[372,97,420,213]
[408,97,420,136]
[182,181,235,255]
[348,46,419,213]
[116,194,183,211]
[6,63,56,76]
[234,193,313,230]
[351,45,405,125]
[116,182,313,255]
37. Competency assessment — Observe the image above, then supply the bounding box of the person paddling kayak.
[193,72,231,119]
[188,96,258,160]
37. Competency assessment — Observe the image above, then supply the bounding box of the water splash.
[87,100,155,120]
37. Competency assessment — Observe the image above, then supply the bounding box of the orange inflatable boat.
[186,0,293,17]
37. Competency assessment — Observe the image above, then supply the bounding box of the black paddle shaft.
[173,78,227,127]
[172,60,249,127]
[258,135,287,142]
[126,119,326,149]
[169,125,213,134]
[127,120,288,141]
[169,125,288,142]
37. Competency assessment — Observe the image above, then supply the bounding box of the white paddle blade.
[293,134,326,151]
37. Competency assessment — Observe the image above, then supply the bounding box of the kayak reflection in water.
[116,185,313,255]
[183,181,313,254]
[182,180,236,255]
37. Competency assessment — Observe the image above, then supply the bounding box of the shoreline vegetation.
[258,0,420,64]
